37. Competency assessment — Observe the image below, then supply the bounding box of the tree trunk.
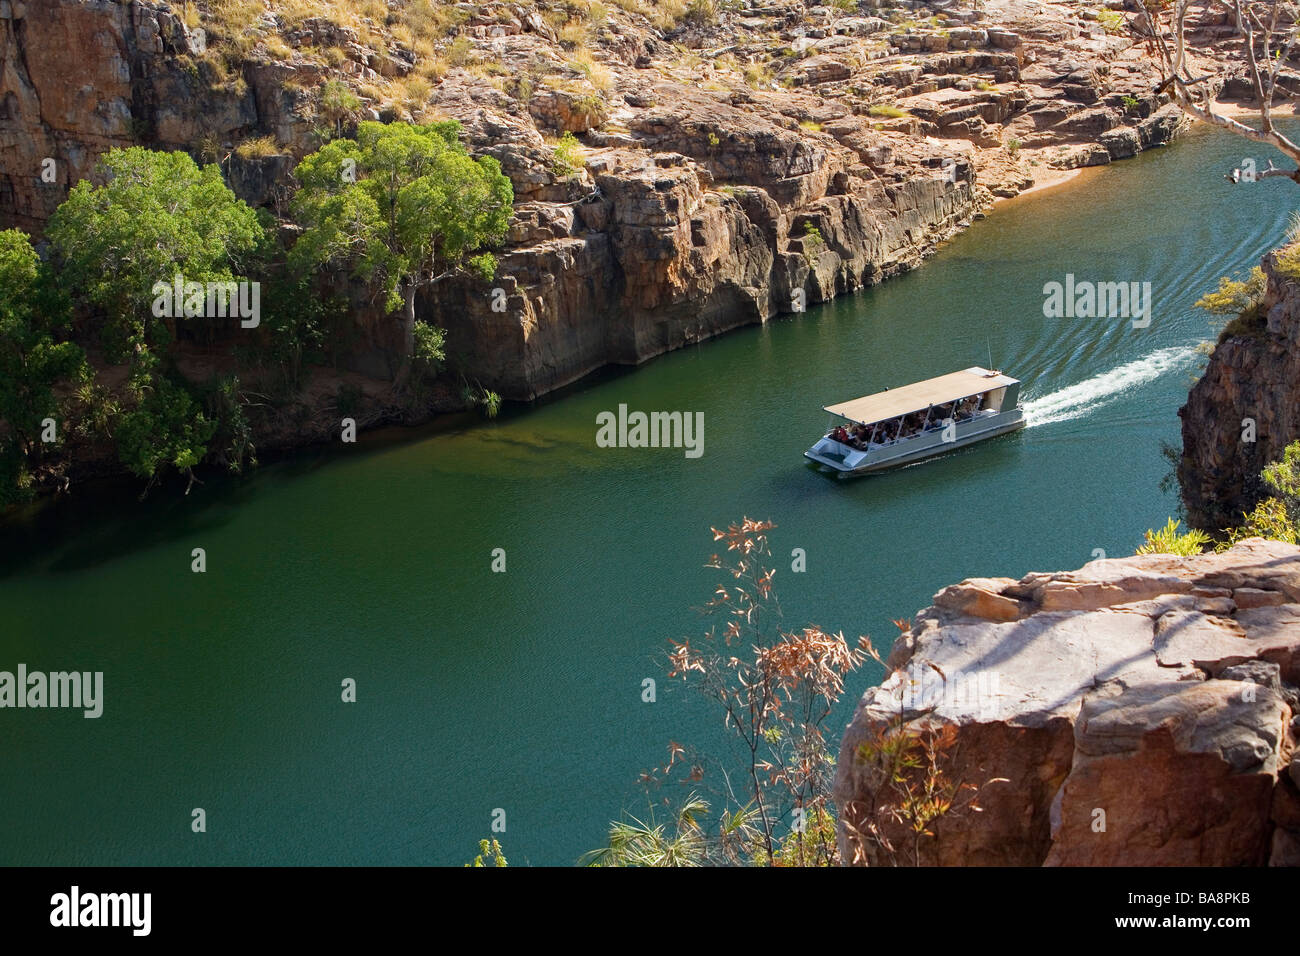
[393,281,417,388]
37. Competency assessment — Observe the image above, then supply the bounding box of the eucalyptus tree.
[1145,0,1300,181]
[45,147,265,489]
[289,120,513,384]
[0,229,86,503]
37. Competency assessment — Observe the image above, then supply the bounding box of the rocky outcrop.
[834,539,1300,866]
[1180,252,1300,531]
[428,102,978,397]
[1,0,1204,407]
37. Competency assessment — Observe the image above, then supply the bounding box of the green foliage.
[551,131,584,176]
[1136,517,1211,556]
[1214,440,1300,548]
[1222,496,1299,548]
[256,273,333,392]
[1198,268,1269,345]
[318,78,362,138]
[466,252,498,283]
[1120,94,1139,112]
[464,838,508,867]
[1217,305,1269,344]
[1096,9,1125,33]
[868,103,908,119]
[1261,439,1300,525]
[46,147,265,364]
[1157,439,1181,496]
[411,320,446,380]
[581,794,715,867]
[202,376,257,475]
[0,229,87,504]
[749,806,839,867]
[456,376,502,418]
[1276,241,1300,281]
[1196,267,1266,315]
[801,224,825,266]
[1005,137,1022,154]
[115,373,216,487]
[290,121,512,378]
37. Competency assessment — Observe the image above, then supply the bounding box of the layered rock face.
[2,0,1195,404]
[834,539,1300,866]
[428,107,980,397]
[1180,253,1300,531]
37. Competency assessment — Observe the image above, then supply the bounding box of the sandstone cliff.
[2,0,1195,404]
[834,539,1300,866]
[1180,252,1300,532]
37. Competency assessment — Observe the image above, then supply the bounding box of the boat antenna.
[986,338,998,375]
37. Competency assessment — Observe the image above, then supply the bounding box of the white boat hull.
[804,408,1025,475]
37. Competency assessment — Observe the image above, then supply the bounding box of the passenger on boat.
[830,425,849,443]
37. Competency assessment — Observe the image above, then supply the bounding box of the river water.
[0,124,1293,865]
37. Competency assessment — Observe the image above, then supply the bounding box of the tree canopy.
[45,146,266,362]
[289,121,513,380]
[0,229,87,504]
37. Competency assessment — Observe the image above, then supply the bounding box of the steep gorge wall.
[425,107,980,398]
[3,0,1192,406]
[1180,252,1300,531]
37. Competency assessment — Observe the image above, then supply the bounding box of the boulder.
[835,541,1300,866]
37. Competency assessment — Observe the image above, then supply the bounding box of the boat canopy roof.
[824,367,1020,425]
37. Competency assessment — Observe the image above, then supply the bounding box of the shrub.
[1136,517,1211,556]
[1222,497,1299,548]
[1196,267,1266,315]
[868,103,908,118]
[1275,240,1300,281]
[234,135,281,159]
[1097,9,1125,34]
[552,131,584,176]
[464,838,508,867]
[801,224,825,266]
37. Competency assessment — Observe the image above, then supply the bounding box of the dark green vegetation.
[0,123,512,505]
[1141,438,1300,553]
[0,231,87,505]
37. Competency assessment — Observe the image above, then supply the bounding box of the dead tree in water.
[1143,0,1300,182]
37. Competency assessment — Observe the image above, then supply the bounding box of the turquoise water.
[0,124,1293,865]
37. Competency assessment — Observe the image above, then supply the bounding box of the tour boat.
[804,367,1025,475]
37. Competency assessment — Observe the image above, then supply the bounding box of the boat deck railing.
[825,409,1003,452]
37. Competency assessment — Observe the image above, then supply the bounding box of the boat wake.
[1023,346,1197,428]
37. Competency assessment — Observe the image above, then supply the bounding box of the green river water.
[0,124,1293,865]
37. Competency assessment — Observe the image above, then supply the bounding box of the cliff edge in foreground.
[834,539,1300,866]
